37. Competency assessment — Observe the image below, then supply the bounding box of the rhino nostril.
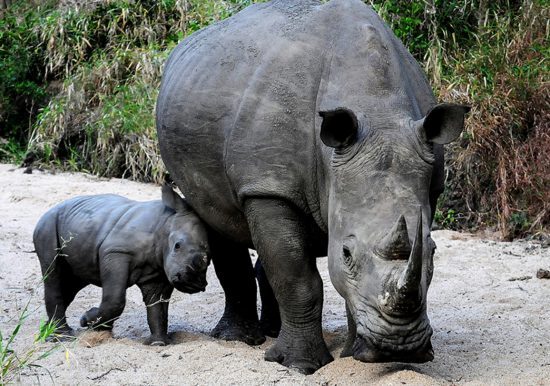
[175,272,183,281]
[192,254,208,270]
[343,245,352,258]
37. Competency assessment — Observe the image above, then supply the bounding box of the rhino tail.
[34,209,62,280]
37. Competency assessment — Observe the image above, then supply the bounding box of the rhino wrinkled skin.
[157,0,469,373]
[33,186,210,346]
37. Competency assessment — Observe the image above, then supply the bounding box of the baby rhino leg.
[80,253,129,330]
[138,280,174,346]
[41,255,84,340]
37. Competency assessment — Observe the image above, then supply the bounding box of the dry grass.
[436,1,549,239]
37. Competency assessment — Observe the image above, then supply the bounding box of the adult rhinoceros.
[156,0,469,374]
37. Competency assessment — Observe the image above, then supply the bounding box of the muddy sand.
[0,163,548,385]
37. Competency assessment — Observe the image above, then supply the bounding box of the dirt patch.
[1,164,548,385]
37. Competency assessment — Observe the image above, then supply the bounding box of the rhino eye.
[174,242,181,250]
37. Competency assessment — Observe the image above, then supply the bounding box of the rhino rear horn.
[376,215,411,260]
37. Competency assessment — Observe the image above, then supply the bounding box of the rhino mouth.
[352,332,434,363]
[173,281,207,294]
[348,311,434,363]
[171,271,208,294]
[341,301,433,364]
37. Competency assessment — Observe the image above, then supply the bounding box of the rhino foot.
[211,315,265,346]
[265,336,333,375]
[80,307,114,330]
[143,334,170,346]
[46,327,75,343]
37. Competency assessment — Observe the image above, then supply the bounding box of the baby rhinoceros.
[33,185,210,345]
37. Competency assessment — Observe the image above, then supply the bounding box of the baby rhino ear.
[420,103,471,144]
[162,184,187,213]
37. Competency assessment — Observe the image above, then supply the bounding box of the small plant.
[434,208,459,229]
[0,235,79,384]
[0,301,60,385]
[0,138,27,164]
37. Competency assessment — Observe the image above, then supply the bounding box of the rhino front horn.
[397,211,423,294]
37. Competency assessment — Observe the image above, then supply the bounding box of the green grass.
[0,300,61,384]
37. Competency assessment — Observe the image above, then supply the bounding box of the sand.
[1,163,548,385]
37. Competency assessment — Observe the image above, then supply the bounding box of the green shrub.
[22,0,256,182]
[0,1,54,160]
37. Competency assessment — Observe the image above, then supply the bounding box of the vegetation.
[0,0,548,239]
[0,301,60,384]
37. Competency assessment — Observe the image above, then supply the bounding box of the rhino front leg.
[138,280,174,346]
[209,231,265,345]
[245,198,333,374]
[80,253,129,330]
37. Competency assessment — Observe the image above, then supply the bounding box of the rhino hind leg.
[245,198,333,374]
[209,231,265,346]
[41,256,84,340]
[254,260,281,338]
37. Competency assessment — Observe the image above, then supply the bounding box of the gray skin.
[156,0,470,373]
[33,185,210,346]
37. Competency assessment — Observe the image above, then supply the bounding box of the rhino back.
[157,0,435,241]
[39,195,166,283]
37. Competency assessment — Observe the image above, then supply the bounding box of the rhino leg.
[80,253,129,330]
[39,248,83,340]
[254,260,281,338]
[245,198,333,374]
[139,280,174,346]
[209,231,265,346]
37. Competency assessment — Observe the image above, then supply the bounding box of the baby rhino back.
[35,195,151,284]
[33,187,211,345]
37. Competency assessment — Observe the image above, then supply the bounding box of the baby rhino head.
[161,185,210,294]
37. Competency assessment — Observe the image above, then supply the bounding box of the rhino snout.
[170,253,209,294]
[190,252,209,272]
[351,319,434,364]
[352,333,434,363]
[171,270,208,294]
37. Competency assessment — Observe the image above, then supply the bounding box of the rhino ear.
[162,184,187,213]
[319,108,359,149]
[420,103,471,145]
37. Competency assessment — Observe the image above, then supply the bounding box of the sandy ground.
[0,163,549,385]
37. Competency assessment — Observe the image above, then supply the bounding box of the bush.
[1,0,547,238]
[436,1,549,239]
[0,1,52,159]
[4,0,255,181]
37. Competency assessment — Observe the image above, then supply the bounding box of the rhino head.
[320,103,469,363]
[161,185,211,294]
